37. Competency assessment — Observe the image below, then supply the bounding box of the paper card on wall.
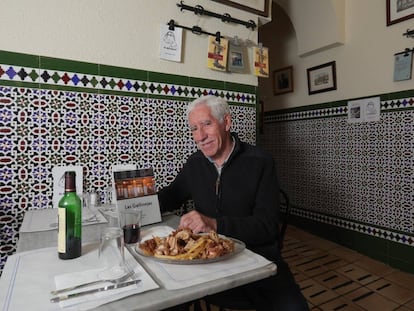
[393,50,413,81]
[52,166,83,208]
[347,96,380,123]
[113,168,161,226]
[207,35,228,71]
[253,45,269,77]
[160,24,183,62]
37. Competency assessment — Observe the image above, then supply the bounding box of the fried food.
[138,228,235,260]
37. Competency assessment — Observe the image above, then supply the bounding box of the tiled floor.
[284,226,414,311]
[204,225,414,311]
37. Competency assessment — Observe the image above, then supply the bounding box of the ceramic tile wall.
[258,91,414,273]
[0,50,257,275]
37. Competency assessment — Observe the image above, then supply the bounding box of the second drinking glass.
[119,209,142,245]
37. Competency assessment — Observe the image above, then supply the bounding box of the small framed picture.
[228,42,245,73]
[386,0,414,26]
[273,66,293,95]
[307,61,337,95]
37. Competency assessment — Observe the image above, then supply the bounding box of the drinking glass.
[119,209,142,245]
[98,227,127,279]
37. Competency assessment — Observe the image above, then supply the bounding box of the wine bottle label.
[58,207,66,253]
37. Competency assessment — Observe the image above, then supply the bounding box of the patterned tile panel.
[260,93,414,251]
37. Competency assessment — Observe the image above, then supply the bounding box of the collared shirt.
[207,136,236,174]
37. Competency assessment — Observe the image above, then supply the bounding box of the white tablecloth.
[0,243,158,311]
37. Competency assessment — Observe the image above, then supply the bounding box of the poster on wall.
[160,24,183,62]
[207,35,228,71]
[253,45,269,78]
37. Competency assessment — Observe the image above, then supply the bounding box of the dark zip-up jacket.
[158,133,281,261]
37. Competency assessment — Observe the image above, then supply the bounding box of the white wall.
[259,0,414,111]
[0,0,263,85]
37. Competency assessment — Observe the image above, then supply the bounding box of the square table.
[2,210,277,310]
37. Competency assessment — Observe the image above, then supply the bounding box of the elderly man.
[158,95,308,311]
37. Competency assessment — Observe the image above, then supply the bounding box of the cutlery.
[50,270,135,295]
[50,279,141,303]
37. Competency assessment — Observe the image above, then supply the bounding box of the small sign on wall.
[347,96,381,123]
[160,24,183,62]
[393,49,413,81]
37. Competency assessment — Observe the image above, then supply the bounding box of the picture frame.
[273,66,293,95]
[228,42,245,73]
[211,0,269,17]
[307,61,337,95]
[386,0,414,26]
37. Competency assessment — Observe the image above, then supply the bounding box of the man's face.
[188,104,231,162]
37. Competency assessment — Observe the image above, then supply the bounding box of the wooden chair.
[202,189,292,311]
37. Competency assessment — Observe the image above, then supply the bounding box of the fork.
[50,270,135,295]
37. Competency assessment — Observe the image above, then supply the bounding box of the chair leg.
[193,300,203,311]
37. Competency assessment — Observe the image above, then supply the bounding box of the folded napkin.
[137,226,276,290]
[54,248,159,310]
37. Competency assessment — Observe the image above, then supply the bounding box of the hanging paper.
[393,50,413,81]
[228,40,245,73]
[160,24,183,62]
[207,35,228,71]
[253,46,269,77]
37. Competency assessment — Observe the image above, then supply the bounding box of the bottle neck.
[64,171,77,193]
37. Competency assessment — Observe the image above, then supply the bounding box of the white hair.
[186,95,230,123]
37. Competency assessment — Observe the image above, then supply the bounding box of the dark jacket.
[158,133,281,261]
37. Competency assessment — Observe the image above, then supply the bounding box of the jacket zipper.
[215,172,221,213]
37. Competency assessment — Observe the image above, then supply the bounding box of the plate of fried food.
[136,228,245,264]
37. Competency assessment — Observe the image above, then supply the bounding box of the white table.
[8,210,277,311]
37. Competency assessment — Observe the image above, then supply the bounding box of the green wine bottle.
[58,171,82,259]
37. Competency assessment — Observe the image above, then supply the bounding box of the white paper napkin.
[54,260,158,310]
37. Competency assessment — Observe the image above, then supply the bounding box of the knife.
[50,279,141,303]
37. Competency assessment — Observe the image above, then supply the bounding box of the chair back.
[278,189,291,250]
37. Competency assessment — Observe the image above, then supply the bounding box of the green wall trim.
[0,50,40,67]
[264,89,414,122]
[0,49,256,106]
[40,56,99,75]
[100,64,148,81]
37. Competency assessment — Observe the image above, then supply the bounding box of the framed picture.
[273,66,293,95]
[211,0,269,17]
[307,61,337,95]
[386,0,414,26]
[228,42,245,73]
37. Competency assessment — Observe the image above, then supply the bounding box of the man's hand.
[178,210,217,233]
